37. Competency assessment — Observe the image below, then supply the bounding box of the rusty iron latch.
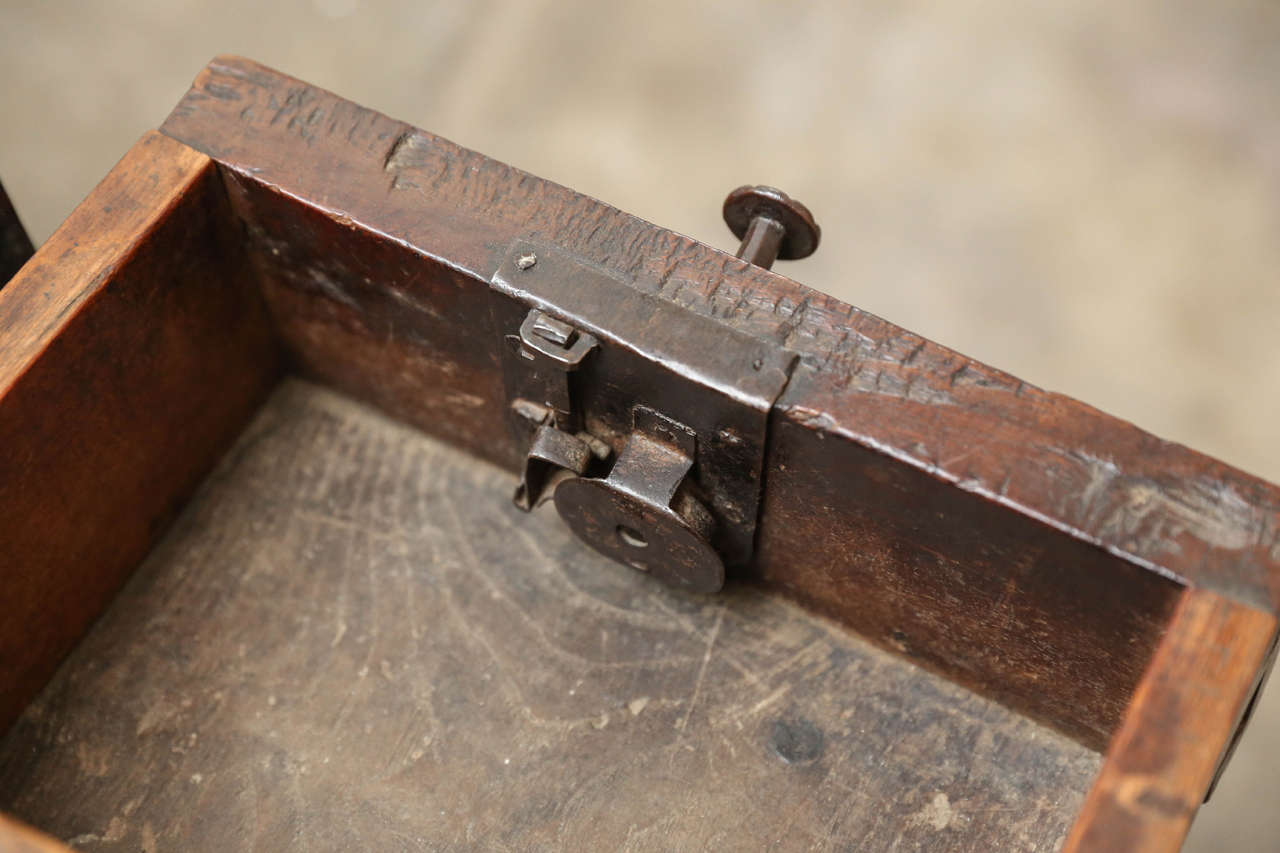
[489,240,797,593]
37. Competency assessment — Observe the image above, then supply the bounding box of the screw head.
[722,186,821,261]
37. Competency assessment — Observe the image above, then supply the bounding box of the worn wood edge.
[0,813,73,853]
[0,133,205,393]
[158,55,1280,617]
[1062,589,1278,852]
[0,132,281,735]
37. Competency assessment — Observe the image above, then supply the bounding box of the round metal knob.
[722,185,821,270]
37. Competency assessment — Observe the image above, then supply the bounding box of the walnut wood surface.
[0,132,280,734]
[0,180,33,286]
[1064,590,1277,852]
[147,56,1280,749]
[0,381,1099,852]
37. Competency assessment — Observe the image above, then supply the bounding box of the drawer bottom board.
[0,380,1099,851]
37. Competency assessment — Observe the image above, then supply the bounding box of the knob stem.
[735,216,786,270]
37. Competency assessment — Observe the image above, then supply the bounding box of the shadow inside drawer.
[0,380,1099,851]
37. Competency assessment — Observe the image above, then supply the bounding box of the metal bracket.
[507,309,597,432]
[490,240,796,592]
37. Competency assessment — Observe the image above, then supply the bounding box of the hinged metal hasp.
[490,240,796,591]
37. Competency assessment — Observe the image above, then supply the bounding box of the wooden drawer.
[0,57,1275,852]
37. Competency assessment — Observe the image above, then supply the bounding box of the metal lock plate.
[555,407,723,592]
[490,240,796,590]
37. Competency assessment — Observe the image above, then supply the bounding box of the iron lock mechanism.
[506,309,724,592]
[489,216,810,592]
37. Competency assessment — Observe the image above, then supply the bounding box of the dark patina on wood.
[156,56,1279,752]
[0,382,1100,852]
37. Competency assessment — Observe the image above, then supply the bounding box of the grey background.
[1,1,1276,849]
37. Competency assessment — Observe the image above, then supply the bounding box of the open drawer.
[0,57,1275,852]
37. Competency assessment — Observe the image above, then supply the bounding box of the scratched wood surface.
[156,58,1280,615]
[155,57,1279,752]
[0,381,1098,851]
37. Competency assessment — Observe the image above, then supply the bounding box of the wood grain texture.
[159,56,1280,611]
[0,380,1099,852]
[149,56,1280,748]
[0,179,33,286]
[758,412,1180,748]
[217,170,509,467]
[1063,590,1277,852]
[0,132,280,734]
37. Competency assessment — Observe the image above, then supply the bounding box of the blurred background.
[2,0,1277,848]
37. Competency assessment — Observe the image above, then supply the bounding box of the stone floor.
[2,1,1278,849]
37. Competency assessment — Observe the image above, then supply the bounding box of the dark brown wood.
[0,381,1100,852]
[0,180,34,286]
[0,132,280,735]
[154,56,1280,751]
[158,57,1280,609]
[0,56,1273,850]
[1063,589,1277,852]
[757,410,1182,748]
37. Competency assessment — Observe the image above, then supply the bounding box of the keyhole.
[616,524,648,549]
